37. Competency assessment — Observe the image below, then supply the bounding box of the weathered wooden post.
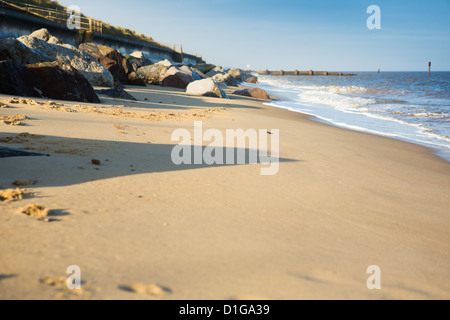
[309,70,313,76]
[280,70,284,76]
[429,61,431,76]
[295,70,299,76]
[324,71,328,76]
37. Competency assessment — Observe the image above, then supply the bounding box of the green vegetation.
[13,0,169,48]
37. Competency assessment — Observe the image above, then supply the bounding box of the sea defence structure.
[0,0,204,64]
[257,70,357,76]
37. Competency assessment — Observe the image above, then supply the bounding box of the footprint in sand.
[20,204,63,222]
[40,276,92,298]
[119,283,171,296]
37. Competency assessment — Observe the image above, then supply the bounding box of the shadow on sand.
[0,134,299,189]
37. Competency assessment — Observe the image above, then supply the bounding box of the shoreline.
[1,85,449,300]
[248,74,450,164]
[265,101,450,164]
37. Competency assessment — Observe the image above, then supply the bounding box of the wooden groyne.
[257,70,357,77]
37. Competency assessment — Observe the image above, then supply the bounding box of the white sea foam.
[251,73,450,162]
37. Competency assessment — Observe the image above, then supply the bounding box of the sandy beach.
[0,84,449,300]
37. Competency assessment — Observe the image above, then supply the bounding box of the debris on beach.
[0,132,41,144]
[91,159,101,166]
[20,204,49,218]
[0,102,10,108]
[1,114,28,126]
[0,188,27,202]
[7,98,40,105]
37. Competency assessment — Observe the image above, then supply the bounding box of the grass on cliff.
[14,0,170,48]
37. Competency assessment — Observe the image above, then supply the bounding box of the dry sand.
[0,85,449,300]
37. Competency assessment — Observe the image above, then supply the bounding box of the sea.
[249,72,450,162]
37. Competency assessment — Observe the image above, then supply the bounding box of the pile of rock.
[0,28,268,102]
[17,29,113,87]
[79,43,146,86]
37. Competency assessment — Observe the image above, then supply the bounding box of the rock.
[130,51,145,59]
[79,42,117,73]
[233,88,270,101]
[127,71,146,86]
[129,52,153,66]
[18,32,113,87]
[228,68,244,82]
[190,67,208,79]
[213,73,239,87]
[29,28,51,41]
[179,66,203,81]
[206,66,225,77]
[96,84,137,101]
[186,78,229,99]
[179,65,193,76]
[216,81,228,90]
[26,61,101,103]
[157,59,173,68]
[48,36,65,46]
[161,66,194,89]
[0,60,35,97]
[194,64,216,74]
[245,77,258,84]
[0,60,100,103]
[0,38,53,66]
[137,63,169,84]
[96,45,145,86]
[125,54,152,71]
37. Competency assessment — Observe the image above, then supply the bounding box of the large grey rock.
[191,67,208,79]
[206,66,225,77]
[161,66,194,89]
[228,68,244,82]
[137,63,169,84]
[18,30,113,87]
[29,28,51,41]
[179,66,203,81]
[186,79,229,99]
[125,54,152,71]
[0,38,52,66]
[213,73,239,87]
[0,60,100,103]
[194,64,216,74]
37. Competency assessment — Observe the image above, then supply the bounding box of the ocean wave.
[257,74,450,161]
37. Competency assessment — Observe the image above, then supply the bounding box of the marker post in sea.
[429,61,431,76]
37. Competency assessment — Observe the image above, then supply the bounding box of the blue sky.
[58,0,450,71]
